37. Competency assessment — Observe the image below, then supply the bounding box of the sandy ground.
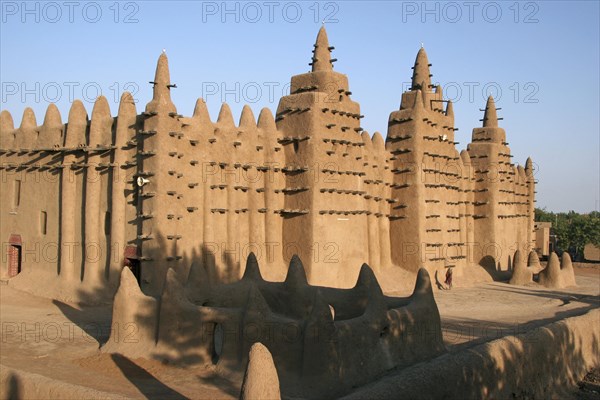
[437,265,600,352]
[1,266,598,399]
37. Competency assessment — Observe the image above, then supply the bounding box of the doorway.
[124,245,141,285]
[7,234,22,278]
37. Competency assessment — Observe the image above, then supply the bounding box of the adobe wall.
[386,50,464,274]
[467,97,535,271]
[0,95,139,301]
[0,27,535,298]
[0,107,62,281]
[343,308,600,399]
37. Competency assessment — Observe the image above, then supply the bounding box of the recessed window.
[40,211,47,235]
[13,180,21,208]
[105,211,111,235]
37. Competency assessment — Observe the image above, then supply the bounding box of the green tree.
[535,208,600,260]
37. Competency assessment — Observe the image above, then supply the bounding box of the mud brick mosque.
[0,27,535,297]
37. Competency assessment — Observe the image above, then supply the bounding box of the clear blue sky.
[1,1,598,213]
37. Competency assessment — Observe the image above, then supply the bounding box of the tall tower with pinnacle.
[466,96,534,269]
[138,52,186,294]
[386,47,463,272]
[275,26,368,286]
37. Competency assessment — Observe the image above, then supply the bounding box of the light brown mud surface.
[1,265,598,399]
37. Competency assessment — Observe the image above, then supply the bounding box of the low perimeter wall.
[2,309,598,399]
[344,308,600,399]
[0,367,128,400]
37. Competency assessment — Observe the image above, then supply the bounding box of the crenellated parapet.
[103,253,445,398]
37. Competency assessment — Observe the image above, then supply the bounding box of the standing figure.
[444,267,453,290]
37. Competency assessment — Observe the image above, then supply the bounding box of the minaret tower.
[467,96,518,270]
[138,52,186,295]
[386,47,462,273]
[275,26,368,286]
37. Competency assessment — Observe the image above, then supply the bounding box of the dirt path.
[437,267,599,351]
[0,284,238,399]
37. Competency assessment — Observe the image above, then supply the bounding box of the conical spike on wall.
[527,251,541,268]
[244,283,271,318]
[239,105,256,129]
[411,268,435,298]
[114,92,137,147]
[186,261,210,288]
[312,26,333,72]
[162,267,187,299]
[371,131,385,152]
[242,252,263,281]
[525,157,534,173]
[0,110,14,132]
[308,289,334,324]
[17,107,38,148]
[361,131,373,149]
[121,265,143,293]
[517,165,526,183]
[185,262,211,304]
[483,96,498,128]
[217,103,235,127]
[241,283,272,367]
[560,252,577,287]
[0,110,15,148]
[145,52,177,114]
[509,250,533,285]
[454,150,464,168]
[513,250,525,269]
[102,267,159,358]
[460,149,471,165]
[65,100,88,147]
[445,100,454,117]
[160,268,200,322]
[412,89,425,116]
[257,108,276,131]
[525,157,535,182]
[538,252,562,288]
[354,263,380,291]
[39,103,64,148]
[192,98,212,125]
[363,271,387,320]
[20,107,37,130]
[302,289,338,380]
[561,252,573,270]
[411,48,432,90]
[285,255,308,288]
[360,263,386,314]
[89,96,113,146]
[117,92,136,118]
[42,103,63,128]
[239,343,281,400]
[157,268,211,361]
[154,53,171,92]
[511,164,518,179]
